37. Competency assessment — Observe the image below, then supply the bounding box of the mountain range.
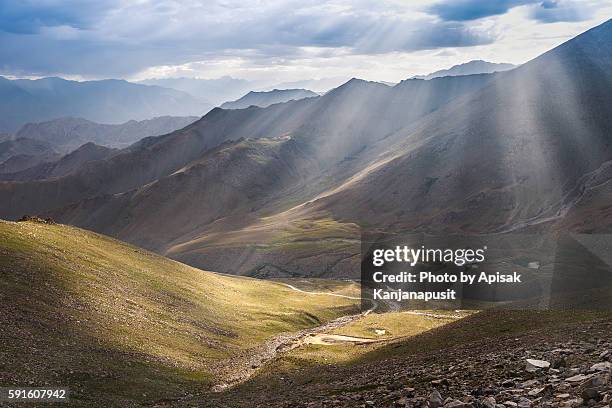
[0,76,209,132]
[140,76,345,104]
[1,20,611,279]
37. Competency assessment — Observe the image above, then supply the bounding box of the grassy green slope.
[0,219,357,405]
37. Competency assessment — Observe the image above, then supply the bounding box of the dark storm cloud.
[428,0,592,22]
[531,0,594,23]
[428,0,533,21]
[0,0,118,34]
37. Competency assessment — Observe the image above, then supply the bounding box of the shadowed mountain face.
[14,116,199,154]
[0,137,60,174]
[0,137,56,164]
[0,152,62,174]
[0,143,118,181]
[221,89,318,110]
[1,20,611,278]
[0,77,209,132]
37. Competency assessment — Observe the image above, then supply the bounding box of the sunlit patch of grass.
[275,312,458,367]
[331,311,460,339]
[263,217,359,246]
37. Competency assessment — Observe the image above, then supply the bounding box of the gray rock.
[566,374,591,382]
[517,397,531,408]
[560,397,584,407]
[525,359,550,372]
[553,357,568,369]
[443,399,472,408]
[527,384,552,396]
[591,362,611,371]
[481,397,497,408]
[581,387,600,401]
[429,390,444,408]
[521,380,539,388]
[582,373,610,388]
[395,396,409,407]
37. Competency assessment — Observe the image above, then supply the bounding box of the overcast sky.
[1,0,611,83]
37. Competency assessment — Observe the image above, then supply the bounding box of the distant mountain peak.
[220,88,317,110]
[414,60,516,80]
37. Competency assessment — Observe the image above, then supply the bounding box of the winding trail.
[279,282,376,315]
[211,282,463,391]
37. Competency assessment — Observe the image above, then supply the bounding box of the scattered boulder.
[443,399,472,408]
[553,357,567,369]
[582,373,609,388]
[591,362,611,372]
[528,384,552,396]
[480,396,497,408]
[525,359,550,372]
[517,397,531,408]
[580,387,601,401]
[429,390,444,408]
[560,397,583,407]
[565,374,590,382]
